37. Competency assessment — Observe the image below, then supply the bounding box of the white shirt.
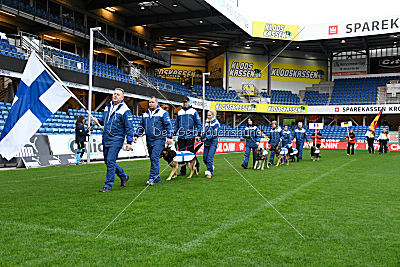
[108,102,120,121]
[378,132,389,141]
[365,131,375,138]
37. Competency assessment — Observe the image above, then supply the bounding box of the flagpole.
[87,27,101,164]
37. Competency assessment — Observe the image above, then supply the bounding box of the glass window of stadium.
[48,1,60,17]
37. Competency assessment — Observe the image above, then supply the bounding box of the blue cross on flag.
[0,52,71,160]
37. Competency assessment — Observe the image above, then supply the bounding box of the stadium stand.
[328,77,395,105]
[303,91,329,106]
[191,85,242,102]
[1,0,165,62]
[261,90,300,105]
[0,39,198,98]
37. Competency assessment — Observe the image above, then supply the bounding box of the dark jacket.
[346,132,356,143]
[75,123,89,143]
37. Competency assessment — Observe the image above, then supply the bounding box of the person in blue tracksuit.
[173,97,202,176]
[134,96,173,185]
[74,116,90,165]
[281,124,292,148]
[241,117,261,169]
[281,124,292,162]
[92,88,134,192]
[201,110,219,178]
[268,120,282,165]
[294,121,307,161]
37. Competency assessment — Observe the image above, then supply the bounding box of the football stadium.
[0,0,400,265]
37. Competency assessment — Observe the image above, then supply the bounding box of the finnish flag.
[0,53,71,160]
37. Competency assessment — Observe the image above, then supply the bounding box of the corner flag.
[0,52,71,160]
[370,108,383,131]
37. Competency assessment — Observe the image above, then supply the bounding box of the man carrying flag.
[0,52,71,160]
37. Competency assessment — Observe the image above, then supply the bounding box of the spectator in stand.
[365,126,375,154]
[201,110,220,178]
[241,117,261,169]
[378,128,389,155]
[310,129,323,160]
[346,129,356,156]
[268,120,282,166]
[294,122,307,161]
[74,116,91,165]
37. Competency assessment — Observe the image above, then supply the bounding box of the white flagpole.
[202,72,210,132]
[87,27,101,164]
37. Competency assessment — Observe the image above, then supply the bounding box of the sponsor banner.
[299,15,400,41]
[252,21,299,40]
[48,135,147,160]
[208,54,225,79]
[157,65,205,80]
[308,104,400,114]
[228,60,268,80]
[370,56,400,74]
[303,141,400,151]
[195,141,269,154]
[210,102,308,114]
[22,154,76,169]
[332,59,367,76]
[204,0,252,35]
[270,63,327,83]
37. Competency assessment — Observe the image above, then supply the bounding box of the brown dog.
[271,144,289,166]
[160,144,203,180]
[253,147,269,170]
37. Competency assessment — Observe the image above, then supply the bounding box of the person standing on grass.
[268,120,282,165]
[133,96,173,186]
[310,129,323,160]
[173,97,202,176]
[74,116,91,165]
[346,128,356,156]
[365,126,375,154]
[378,128,389,155]
[281,124,292,148]
[92,88,134,192]
[241,117,261,169]
[201,110,219,178]
[294,121,307,161]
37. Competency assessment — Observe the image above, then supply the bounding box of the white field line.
[183,159,357,248]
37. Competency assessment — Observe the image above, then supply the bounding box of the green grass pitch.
[0,149,399,265]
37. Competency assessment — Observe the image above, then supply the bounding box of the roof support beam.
[128,10,217,26]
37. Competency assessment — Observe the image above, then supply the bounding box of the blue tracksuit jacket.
[98,101,134,147]
[269,126,282,146]
[174,106,202,139]
[201,118,220,146]
[244,125,261,148]
[281,129,292,147]
[135,106,173,143]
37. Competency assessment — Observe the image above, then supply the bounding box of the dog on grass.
[288,145,298,162]
[271,144,289,166]
[160,143,203,180]
[311,146,320,161]
[253,147,269,170]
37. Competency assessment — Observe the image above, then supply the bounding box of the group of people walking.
[75,87,392,192]
[241,119,311,168]
[86,88,220,192]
